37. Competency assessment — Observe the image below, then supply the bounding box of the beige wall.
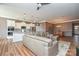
[54,22,72,36]
[36,23,46,32]
[36,22,54,34]
[45,22,54,33]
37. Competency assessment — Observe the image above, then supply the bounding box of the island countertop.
[24,34,52,43]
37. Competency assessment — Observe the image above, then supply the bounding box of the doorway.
[72,23,79,55]
[72,23,79,36]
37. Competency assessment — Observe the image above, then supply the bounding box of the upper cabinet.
[15,22,26,29]
[7,20,15,27]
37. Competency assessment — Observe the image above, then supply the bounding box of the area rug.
[57,41,70,56]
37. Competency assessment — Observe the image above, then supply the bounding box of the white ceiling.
[0,3,79,24]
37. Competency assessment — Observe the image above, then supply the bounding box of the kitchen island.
[23,34,58,56]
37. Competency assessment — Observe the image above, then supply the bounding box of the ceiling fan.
[37,3,50,10]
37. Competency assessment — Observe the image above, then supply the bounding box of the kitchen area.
[7,19,35,42]
[6,19,55,43]
[0,18,59,55]
[4,19,58,56]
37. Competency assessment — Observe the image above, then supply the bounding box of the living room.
[0,3,79,56]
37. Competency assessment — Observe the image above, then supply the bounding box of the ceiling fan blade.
[37,7,40,10]
[37,3,50,10]
[40,3,50,6]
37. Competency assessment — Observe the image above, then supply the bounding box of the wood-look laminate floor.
[0,38,35,56]
[0,36,77,56]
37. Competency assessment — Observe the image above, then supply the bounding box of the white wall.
[0,18,7,37]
